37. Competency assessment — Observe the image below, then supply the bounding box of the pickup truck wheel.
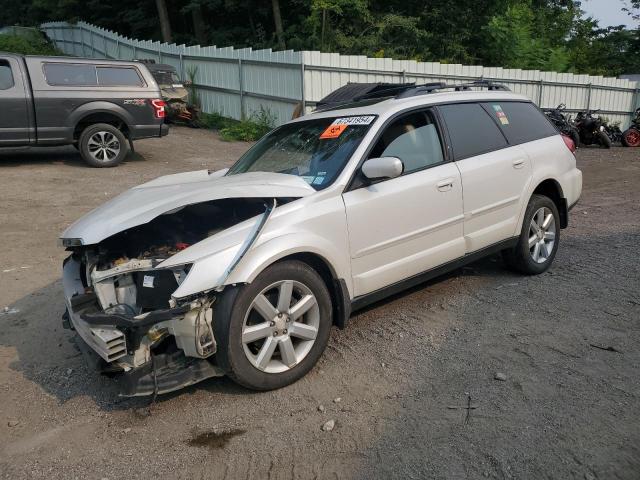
[213,260,332,391]
[79,123,128,167]
[503,194,560,275]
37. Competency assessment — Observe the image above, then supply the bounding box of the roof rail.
[396,80,510,99]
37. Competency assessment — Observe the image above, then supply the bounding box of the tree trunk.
[271,0,285,50]
[155,0,172,43]
[191,4,206,45]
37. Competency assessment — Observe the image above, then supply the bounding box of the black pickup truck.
[0,54,169,167]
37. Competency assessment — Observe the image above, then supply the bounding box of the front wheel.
[213,260,332,390]
[622,128,640,147]
[78,123,129,167]
[503,194,560,275]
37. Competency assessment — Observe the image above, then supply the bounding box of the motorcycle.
[573,110,611,148]
[543,104,580,147]
[622,107,640,147]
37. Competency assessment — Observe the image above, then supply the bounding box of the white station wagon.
[60,81,582,395]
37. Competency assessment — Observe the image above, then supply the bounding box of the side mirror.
[361,157,403,180]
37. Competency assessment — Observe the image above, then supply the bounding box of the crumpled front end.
[59,172,316,396]
[62,250,223,396]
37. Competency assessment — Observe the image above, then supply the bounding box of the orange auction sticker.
[320,124,347,139]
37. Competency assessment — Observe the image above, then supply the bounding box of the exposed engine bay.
[62,197,276,396]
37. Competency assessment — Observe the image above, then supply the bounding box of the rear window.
[483,102,558,144]
[0,61,14,90]
[439,103,508,160]
[97,66,144,87]
[44,63,97,86]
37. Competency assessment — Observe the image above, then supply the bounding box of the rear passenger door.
[438,102,532,253]
[0,57,32,146]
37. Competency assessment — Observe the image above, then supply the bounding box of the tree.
[155,0,172,43]
[271,0,285,49]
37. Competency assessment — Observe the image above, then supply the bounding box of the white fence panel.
[41,21,640,128]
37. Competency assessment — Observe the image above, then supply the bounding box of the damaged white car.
[61,82,582,396]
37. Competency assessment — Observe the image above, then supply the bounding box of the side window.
[369,110,445,174]
[97,67,144,87]
[44,63,97,86]
[0,60,14,90]
[483,102,558,144]
[439,103,508,160]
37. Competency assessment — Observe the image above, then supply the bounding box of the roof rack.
[313,80,511,113]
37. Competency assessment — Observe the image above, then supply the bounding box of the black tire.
[569,128,580,148]
[78,123,128,167]
[213,260,333,391]
[597,130,612,149]
[503,194,560,275]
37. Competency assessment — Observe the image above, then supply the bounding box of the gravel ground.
[0,128,639,479]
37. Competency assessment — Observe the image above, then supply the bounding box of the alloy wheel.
[87,131,121,163]
[241,280,320,373]
[528,207,556,264]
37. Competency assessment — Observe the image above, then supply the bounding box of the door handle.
[436,178,454,192]
[512,159,525,169]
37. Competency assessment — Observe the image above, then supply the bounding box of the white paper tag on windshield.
[332,116,376,126]
[143,275,155,288]
[172,84,184,88]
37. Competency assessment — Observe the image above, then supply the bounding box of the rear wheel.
[568,128,580,148]
[597,130,612,149]
[79,123,128,167]
[622,128,640,147]
[213,260,332,390]
[503,194,560,275]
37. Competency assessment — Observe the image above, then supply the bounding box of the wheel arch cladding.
[274,253,351,329]
[71,104,133,140]
[532,179,567,228]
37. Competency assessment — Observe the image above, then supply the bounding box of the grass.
[199,106,276,142]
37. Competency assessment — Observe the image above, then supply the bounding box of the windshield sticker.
[301,176,315,185]
[312,176,325,185]
[320,124,348,139]
[332,116,376,126]
[492,104,510,125]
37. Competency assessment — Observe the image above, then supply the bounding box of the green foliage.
[199,107,275,142]
[0,33,61,55]
[185,65,200,108]
[219,107,276,142]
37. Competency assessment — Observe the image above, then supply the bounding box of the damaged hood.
[61,170,315,245]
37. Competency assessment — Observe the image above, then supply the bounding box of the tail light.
[561,134,576,154]
[151,99,166,119]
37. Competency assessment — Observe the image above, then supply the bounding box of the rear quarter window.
[97,66,145,87]
[438,103,508,160]
[483,102,558,144]
[44,63,97,86]
[0,60,14,90]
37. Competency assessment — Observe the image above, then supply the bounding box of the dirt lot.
[0,127,639,479]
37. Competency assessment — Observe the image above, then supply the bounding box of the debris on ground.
[589,344,622,353]
[333,397,342,403]
[494,372,507,381]
[321,420,336,432]
[318,405,325,413]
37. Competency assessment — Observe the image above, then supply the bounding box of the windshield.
[227,116,376,190]
[152,70,181,86]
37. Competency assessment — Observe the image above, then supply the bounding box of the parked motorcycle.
[573,110,611,148]
[622,107,640,147]
[543,104,580,147]
[604,123,623,145]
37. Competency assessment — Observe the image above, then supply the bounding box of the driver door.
[342,109,465,297]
